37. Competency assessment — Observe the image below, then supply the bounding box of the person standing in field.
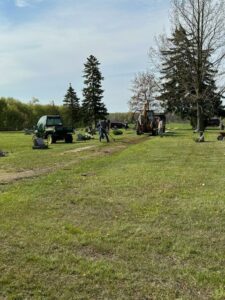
[97,120,109,142]
[158,117,164,137]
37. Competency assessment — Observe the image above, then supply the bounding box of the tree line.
[0,97,60,131]
[0,55,109,131]
[0,97,132,131]
[129,0,225,137]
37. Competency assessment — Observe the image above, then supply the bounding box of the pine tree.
[82,55,107,125]
[159,26,221,129]
[165,0,225,136]
[63,83,80,127]
[159,27,195,118]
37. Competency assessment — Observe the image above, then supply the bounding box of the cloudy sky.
[0,0,170,112]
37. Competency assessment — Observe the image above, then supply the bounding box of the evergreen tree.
[163,0,225,137]
[159,26,221,129]
[63,83,80,127]
[82,55,107,125]
[159,27,191,117]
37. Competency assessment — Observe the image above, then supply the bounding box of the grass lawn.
[1,125,225,299]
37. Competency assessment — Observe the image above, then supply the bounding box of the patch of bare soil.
[61,145,95,155]
[0,168,53,184]
[0,136,148,184]
[101,145,126,154]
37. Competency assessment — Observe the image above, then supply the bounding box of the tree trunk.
[190,115,197,130]
[197,102,205,140]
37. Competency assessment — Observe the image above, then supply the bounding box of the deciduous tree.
[128,71,161,113]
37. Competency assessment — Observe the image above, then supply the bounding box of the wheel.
[65,134,73,143]
[217,135,224,141]
[47,134,56,144]
[152,130,157,136]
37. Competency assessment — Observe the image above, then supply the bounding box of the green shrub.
[112,129,123,135]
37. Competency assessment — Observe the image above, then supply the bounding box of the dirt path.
[0,169,52,183]
[60,145,95,155]
[0,140,138,184]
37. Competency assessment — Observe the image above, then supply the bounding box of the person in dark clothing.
[97,120,109,142]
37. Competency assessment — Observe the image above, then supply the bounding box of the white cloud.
[0,0,170,110]
[15,0,28,7]
[15,0,43,8]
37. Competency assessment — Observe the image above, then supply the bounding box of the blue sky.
[0,0,170,112]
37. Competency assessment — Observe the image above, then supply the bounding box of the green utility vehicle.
[35,115,73,144]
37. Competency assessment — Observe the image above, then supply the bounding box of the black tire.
[217,135,224,141]
[152,130,157,136]
[65,134,73,143]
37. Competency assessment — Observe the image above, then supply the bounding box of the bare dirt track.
[0,135,149,184]
[0,143,129,184]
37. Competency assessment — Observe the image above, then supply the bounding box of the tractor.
[136,101,166,135]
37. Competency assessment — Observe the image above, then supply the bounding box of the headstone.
[32,137,48,149]
[0,150,7,157]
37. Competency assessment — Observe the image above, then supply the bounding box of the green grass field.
[1,125,225,299]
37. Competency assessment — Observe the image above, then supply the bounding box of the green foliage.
[159,27,192,118]
[0,98,63,131]
[112,129,123,135]
[159,26,222,128]
[82,55,108,125]
[0,98,32,130]
[63,83,80,127]
[108,112,134,124]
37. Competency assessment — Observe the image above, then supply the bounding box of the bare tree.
[128,71,160,112]
[172,0,225,136]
